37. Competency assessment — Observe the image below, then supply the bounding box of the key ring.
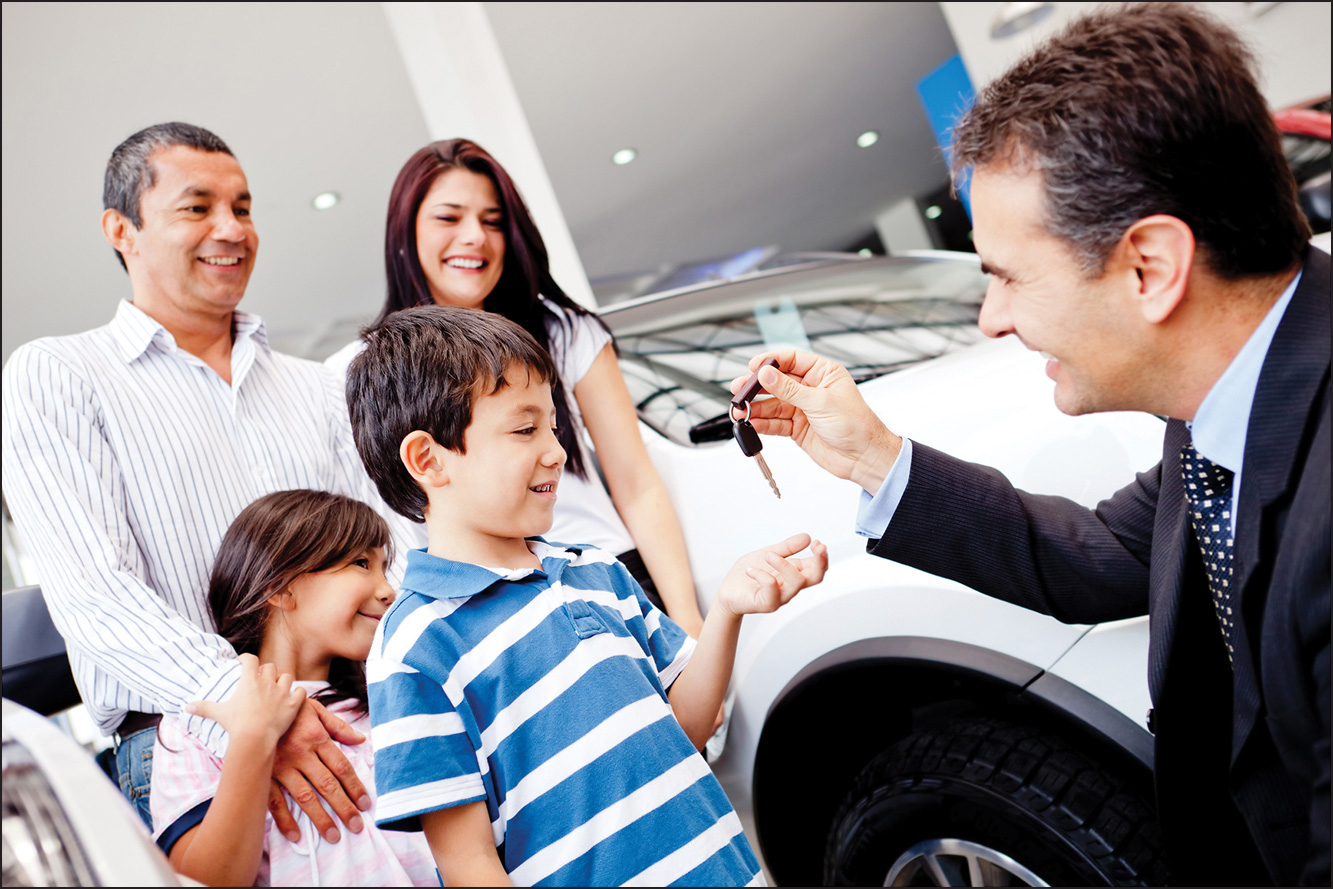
[730,401,752,424]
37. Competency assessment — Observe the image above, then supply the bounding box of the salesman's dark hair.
[950,2,1309,280]
[103,122,235,272]
[347,305,559,523]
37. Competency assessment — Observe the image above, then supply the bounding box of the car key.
[731,357,782,499]
[730,357,780,413]
[732,409,781,499]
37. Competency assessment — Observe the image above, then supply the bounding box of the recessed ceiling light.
[856,130,880,148]
[924,204,943,219]
[311,192,340,210]
[612,147,638,165]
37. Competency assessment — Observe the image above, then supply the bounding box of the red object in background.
[1274,107,1331,140]
[1273,94,1332,141]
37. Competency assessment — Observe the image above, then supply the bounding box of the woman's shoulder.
[540,297,610,351]
[322,339,367,379]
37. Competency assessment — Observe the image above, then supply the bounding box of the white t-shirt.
[325,300,635,554]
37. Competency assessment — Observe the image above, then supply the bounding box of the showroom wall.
[941,2,1331,107]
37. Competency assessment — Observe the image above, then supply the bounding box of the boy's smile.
[435,367,566,566]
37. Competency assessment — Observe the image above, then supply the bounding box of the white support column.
[382,2,597,309]
[875,197,933,255]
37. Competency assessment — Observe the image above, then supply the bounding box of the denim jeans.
[114,726,156,831]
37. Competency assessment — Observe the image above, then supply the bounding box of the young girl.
[148,490,437,886]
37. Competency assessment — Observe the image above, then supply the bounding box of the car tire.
[823,715,1169,886]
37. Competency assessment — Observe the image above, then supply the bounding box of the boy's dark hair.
[950,2,1309,280]
[208,489,392,714]
[103,122,235,272]
[347,305,560,522]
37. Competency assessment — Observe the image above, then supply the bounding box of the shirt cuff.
[855,437,913,540]
[182,657,243,758]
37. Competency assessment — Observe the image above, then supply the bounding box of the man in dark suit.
[735,5,1329,885]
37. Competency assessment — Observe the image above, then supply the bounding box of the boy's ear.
[400,430,449,489]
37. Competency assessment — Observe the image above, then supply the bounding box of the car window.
[605,257,989,445]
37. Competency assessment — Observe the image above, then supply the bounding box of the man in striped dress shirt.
[347,306,828,885]
[1,122,415,842]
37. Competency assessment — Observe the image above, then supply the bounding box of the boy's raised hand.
[715,532,828,617]
[185,653,306,749]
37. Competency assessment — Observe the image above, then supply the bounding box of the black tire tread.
[824,715,1169,885]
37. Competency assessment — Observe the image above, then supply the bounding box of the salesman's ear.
[101,208,137,258]
[399,430,448,489]
[1121,214,1195,325]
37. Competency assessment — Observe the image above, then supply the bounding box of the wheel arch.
[750,636,1155,887]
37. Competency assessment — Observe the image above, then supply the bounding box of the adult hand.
[266,696,371,843]
[731,349,902,495]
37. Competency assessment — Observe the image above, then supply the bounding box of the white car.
[2,697,181,886]
[602,252,1170,886]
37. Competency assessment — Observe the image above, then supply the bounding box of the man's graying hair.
[950,3,1309,281]
[102,122,234,271]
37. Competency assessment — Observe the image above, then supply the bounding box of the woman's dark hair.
[208,490,393,714]
[380,138,610,478]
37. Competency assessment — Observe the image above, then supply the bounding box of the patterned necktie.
[1180,441,1236,665]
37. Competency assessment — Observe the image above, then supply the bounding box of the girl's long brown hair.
[208,490,392,714]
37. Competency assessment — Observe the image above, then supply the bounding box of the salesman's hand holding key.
[729,349,904,498]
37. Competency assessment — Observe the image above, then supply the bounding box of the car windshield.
[601,255,989,445]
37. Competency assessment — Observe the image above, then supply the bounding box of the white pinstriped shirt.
[1,300,415,756]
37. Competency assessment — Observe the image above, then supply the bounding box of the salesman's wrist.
[849,430,902,495]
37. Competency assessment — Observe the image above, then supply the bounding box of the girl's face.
[278,546,394,680]
[415,168,506,310]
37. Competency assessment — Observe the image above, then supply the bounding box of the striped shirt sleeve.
[2,342,241,754]
[368,629,486,829]
[618,558,694,689]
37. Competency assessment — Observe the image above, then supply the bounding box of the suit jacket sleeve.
[868,440,1158,624]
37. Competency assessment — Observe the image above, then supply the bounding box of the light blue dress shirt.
[856,271,1302,542]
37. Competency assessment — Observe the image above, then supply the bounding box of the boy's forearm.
[667,607,743,748]
[171,731,276,886]
[422,802,512,887]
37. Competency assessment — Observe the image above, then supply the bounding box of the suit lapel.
[1232,248,1332,752]
[1148,420,1193,702]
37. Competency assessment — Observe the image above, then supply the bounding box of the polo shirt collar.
[397,538,581,602]
[109,299,271,363]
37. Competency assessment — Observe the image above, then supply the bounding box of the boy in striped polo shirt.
[346,305,827,886]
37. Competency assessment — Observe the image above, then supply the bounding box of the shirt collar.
[1188,269,1302,472]
[400,538,580,600]
[108,300,270,363]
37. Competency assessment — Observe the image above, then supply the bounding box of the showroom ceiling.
[1,2,958,362]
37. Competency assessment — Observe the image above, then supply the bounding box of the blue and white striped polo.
[367,540,764,887]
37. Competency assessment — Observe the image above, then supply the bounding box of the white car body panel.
[638,332,1166,814]
[2,698,182,886]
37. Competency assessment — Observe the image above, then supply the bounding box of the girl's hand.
[186,653,305,749]
[715,533,828,618]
